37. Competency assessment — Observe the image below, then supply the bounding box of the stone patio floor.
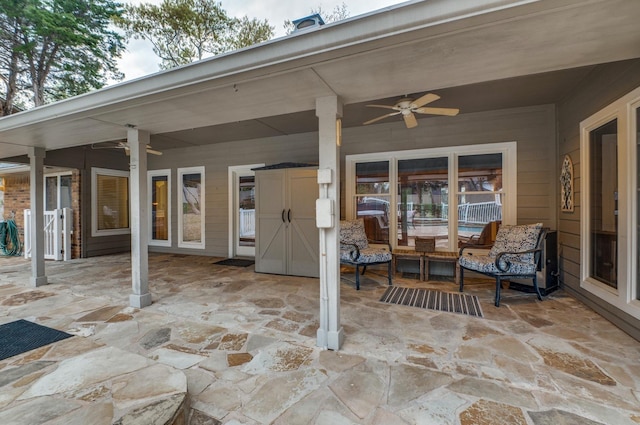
[0,252,639,424]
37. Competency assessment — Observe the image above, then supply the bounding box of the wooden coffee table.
[424,251,459,282]
[392,249,425,280]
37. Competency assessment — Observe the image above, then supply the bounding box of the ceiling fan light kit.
[363,92,459,128]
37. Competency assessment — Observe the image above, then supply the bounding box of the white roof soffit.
[0,0,639,157]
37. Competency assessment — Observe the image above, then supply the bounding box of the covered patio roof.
[1,0,640,157]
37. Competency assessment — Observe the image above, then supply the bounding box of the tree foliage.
[283,3,350,35]
[117,0,274,70]
[0,0,126,114]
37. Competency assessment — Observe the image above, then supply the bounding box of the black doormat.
[380,286,483,318]
[214,258,255,267]
[0,319,73,361]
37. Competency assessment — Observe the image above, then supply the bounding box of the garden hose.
[0,219,22,256]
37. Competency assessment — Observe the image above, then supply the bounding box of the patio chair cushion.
[488,222,542,264]
[339,219,392,263]
[340,219,369,250]
[340,247,392,264]
[459,253,537,275]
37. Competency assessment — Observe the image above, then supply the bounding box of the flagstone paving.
[0,253,639,424]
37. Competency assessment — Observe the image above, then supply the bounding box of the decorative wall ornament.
[560,154,574,212]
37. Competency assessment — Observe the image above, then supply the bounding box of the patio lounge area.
[0,253,639,424]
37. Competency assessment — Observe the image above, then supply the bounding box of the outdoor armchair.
[458,223,545,306]
[340,219,392,290]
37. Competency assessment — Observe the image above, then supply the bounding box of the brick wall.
[2,171,82,259]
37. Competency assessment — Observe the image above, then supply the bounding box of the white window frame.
[91,167,130,237]
[148,169,171,247]
[178,166,205,249]
[228,163,263,258]
[580,85,640,319]
[44,171,72,211]
[345,141,517,251]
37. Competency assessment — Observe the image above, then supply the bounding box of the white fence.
[239,208,255,237]
[24,208,73,261]
[458,201,502,224]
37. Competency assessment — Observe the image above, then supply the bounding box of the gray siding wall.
[148,104,556,257]
[23,146,131,258]
[557,59,640,340]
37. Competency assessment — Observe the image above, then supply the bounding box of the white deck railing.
[458,201,502,224]
[239,208,255,237]
[24,208,73,261]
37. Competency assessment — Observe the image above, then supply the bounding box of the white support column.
[316,95,344,350]
[128,129,152,308]
[28,147,47,286]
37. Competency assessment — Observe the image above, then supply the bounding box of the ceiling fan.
[363,93,459,129]
[91,141,163,156]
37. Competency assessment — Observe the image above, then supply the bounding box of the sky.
[115,0,408,83]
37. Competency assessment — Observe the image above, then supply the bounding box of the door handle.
[281,209,286,223]
[287,209,291,223]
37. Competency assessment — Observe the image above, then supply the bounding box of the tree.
[0,0,125,112]
[117,0,274,70]
[0,0,27,115]
[283,3,350,34]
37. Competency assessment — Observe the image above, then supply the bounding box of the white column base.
[317,328,328,349]
[30,276,48,287]
[327,328,345,351]
[130,293,152,308]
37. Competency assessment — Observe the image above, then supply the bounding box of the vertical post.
[316,95,344,350]
[128,128,152,308]
[53,209,61,261]
[24,209,30,259]
[63,208,72,261]
[28,147,47,286]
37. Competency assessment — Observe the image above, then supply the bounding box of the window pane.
[45,177,57,211]
[356,161,389,194]
[636,108,640,300]
[239,176,255,247]
[457,153,503,247]
[398,157,448,248]
[458,153,502,192]
[60,175,72,209]
[182,172,202,243]
[355,195,390,244]
[589,119,618,288]
[97,174,129,230]
[152,175,169,241]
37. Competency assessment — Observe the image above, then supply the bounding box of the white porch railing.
[239,208,255,237]
[24,208,73,261]
[458,201,502,224]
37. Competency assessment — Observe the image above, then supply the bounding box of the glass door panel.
[355,161,390,244]
[180,170,203,246]
[60,175,72,209]
[238,176,256,251]
[397,157,448,248]
[457,153,503,246]
[589,119,618,288]
[45,176,57,211]
[151,175,169,242]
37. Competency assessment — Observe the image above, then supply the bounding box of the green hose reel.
[0,219,22,256]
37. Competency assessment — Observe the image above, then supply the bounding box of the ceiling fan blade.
[414,107,460,116]
[363,112,401,125]
[410,93,440,108]
[122,143,163,155]
[366,104,401,111]
[146,148,163,156]
[403,112,418,128]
